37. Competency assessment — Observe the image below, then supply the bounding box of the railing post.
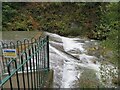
[46,36,49,71]
[7,63,13,90]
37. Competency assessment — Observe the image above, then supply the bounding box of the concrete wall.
[2,69,53,88]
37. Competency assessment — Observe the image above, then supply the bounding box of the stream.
[45,32,118,88]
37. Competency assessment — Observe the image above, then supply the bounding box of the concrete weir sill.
[2,69,54,88]
[43,69,54,88]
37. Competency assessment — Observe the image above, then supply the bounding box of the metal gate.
[0,35,49,89]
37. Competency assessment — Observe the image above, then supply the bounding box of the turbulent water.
[45,32,118,88]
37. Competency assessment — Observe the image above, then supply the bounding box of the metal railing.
[0,35,49,89]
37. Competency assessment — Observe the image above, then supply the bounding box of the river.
[45,32,118,88]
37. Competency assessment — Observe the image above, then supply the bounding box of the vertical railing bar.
[35,39,38,89]
[2,43,9,73]
[38,38,42,66]
[21,55,26,89]
[38,38,41,88]
[21,39,26,89]
[42,39,45,86]
[38,48,41,88]
[10,41,15,49]
[45,44,47,70]
[24,39,30,88]
[38,42,41,88]
[16,41,20,58]
[35,43,38,88]
[44,41,47,68]
[46,36,50,71]
[43,39,46,69]
[1,42,6,73]
[16,40,23,65]
[0,42,3,89]
[42,39,44,70]
[43,39,45,69]
[40,39,44,87]
[45,42,47,69]
[14,60,20,90]
[31,38,36,89]
[37,38,40,88]
[1,45,5,73]
[42,36,49,87]
[39,38,42,87]
[10,41,16,69]
[29,47,33,89]
[25,52,30,88]
[7,62,13,90]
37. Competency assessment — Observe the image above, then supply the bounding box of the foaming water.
[45,32,103,88]
[45,32,118,88]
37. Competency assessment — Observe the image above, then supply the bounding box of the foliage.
[2,2,39,31]
[2,2,119,61]
[2,2,109,39]
[100,3,119,66]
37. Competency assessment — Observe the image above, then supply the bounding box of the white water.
[46,32,118,88]
[62,37,85,53]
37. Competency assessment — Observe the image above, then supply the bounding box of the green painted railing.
[0,35,49,89]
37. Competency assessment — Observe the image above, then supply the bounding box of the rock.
[65,60,69,62]
[78,69,104,88]
[104,51,113,58]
